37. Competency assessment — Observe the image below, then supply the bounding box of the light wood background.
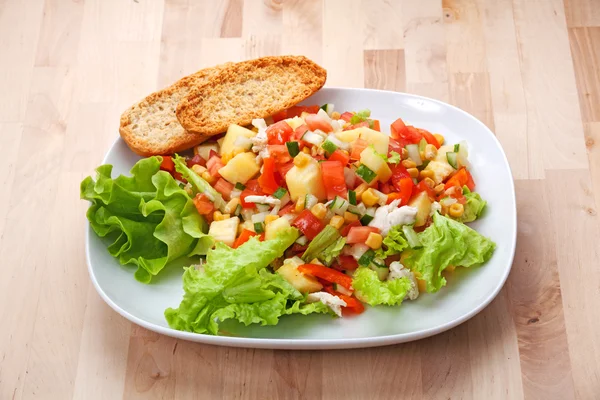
[1,0,599,399]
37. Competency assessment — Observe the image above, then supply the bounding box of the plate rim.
[86,87,517,350]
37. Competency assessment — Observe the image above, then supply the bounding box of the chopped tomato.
[328,149,350,165]
[233,229,257,248]
[240,189,257,208]
[160,155,175,173]
[390,165,414,205]
[390,118,408,140]
[340,112,354,122]
[413,180,436,201]
[278,203,295,216]
[388,138,404,156]
[444,167,475,191]
[419,129,440,149]
[391,118,422,145]
[292,209,325,240]
[371,119,381,132]
[208,149,219,160]
[305,114,333,133]
[446,186,467,204]
[266,120,293,145]
[350,138,369,160]
[321,161,347,200]
[287,105,319,118]
[272,109,288,122]
[379,182,392,194]
[298,264,353,290]
[267,144,292,164]
[245,179,262,193]
[192,193,214,215]
[346,226,380,244]
[258,157,279,195]
[213,178,234,200]
[337,255,359,271]
[276,161,294,178]
[294,124,309,140]
[206,155,224,177]
[340,221,361,237]
[186,154,206,168]
[345,121,369,130]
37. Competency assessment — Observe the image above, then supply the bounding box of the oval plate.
[86,88,516,349]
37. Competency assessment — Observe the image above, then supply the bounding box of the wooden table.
[1,0,599,399]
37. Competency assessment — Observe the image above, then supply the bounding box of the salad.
[81,104,495,335]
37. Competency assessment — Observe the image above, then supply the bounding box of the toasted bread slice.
[119,64,229,156]
[176,56,327,136]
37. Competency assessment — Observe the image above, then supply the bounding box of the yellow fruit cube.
[218,152,260,185]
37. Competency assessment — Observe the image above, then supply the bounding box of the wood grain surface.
[1,0,599,399]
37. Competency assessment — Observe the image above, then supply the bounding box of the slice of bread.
[176,56,327,137]
[119,64,229,156]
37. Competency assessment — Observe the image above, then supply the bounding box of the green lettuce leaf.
[81,157,213,283]
[403,213,495,293]
[165,227,331,335]
[387,151,401,165]
[352,267,412,306]
[375,225,409,258]
[320,237,346,265]
[172,154,225,211]
[350,109,371,124]
[460,187,487,223]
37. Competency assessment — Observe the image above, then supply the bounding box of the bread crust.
[175,56,327,137]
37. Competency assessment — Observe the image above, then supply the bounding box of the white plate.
[86,87,516,349]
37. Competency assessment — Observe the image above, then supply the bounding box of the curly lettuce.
[165,227,331,335]
[375,225,409,258]
[460,187,487,223]
[81,157,213,283]
[403,213,495,293]
[352,267,412,306]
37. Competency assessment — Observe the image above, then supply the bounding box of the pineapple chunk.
[220,124,255,156]
[424,161,454,184]
[277,257,323,293]
[408,191,432,227]
[208,217,239,247]
[218,152,260,184]
[358,127,389,155]
[285,158,327,201]
[285,116,305,130]
[360,146,392,182]
[334,128,361,143]
[265,217,291,241]
[435,145,454,162]
[194,143,219,160]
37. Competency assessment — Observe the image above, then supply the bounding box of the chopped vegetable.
[286,141,300,157]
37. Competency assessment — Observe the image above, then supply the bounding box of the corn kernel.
[329,215,344,229]
[433,134,445,146]
[417,278,427,293]
[192,164,207,175]
[331,111,341,120]
[423,177,435,188]
[344,211,359,222]
[295,196,306,213]
[201,171,216,184]
[420,151,426,160]
[407,168,419,179]
[224,198,241,214]
[311,203,327,219]
[362,188,379,207]
[213,211,225,221]
[419,169,435,180]
[434,184,445,194]
[311,146,318,156]
[401,148,408,160]
[402,160,417,169]
[365,232,383,250]
[294,152,311,167]
[221,152,233,164]
[448,203,464,218]
[265,215,279,225]
[302,146,311,154]
[354,183,369,201]
[424,144,437,160]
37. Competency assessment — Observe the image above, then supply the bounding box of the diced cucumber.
[358,249,375,267]
[457,140,470,168]
[402,225,423,249]
[418,138,427,152]
[360,214,374,225]
[321,103,335,116]
[348,190,357,205]
[254,222,265,234]
[303,131,325,146]
[330,196,349,215]
[234,204,242,216]
[305,194,319,210]
[235,182,246,190]
[295,235,308,245]
[286,141,300,157]
[405,144,422,166]
[273,187,288,199]
[322,140,338,155]
[446,152,458,169]
[356,164,377,183]
[453,143,460,153]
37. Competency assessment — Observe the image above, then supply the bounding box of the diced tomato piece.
[192,193,214,215]
[390,165,414,205]
[294,124,309,140]
[388,138,404,157]
[340,295,365,315]
[276,161,294,179]
[391,118,422,145]
[278,203,295,216]
[207,155,223,176]
[419,129,440,149]
[287,105,320,118]
[413,180,436,201]
[321,161,347,200]
[340,112,354,122]
[213,178,234,200]
[266,120,294,145]
[272,109,288,122]
[245,179,262,193]
[371,119,381,132]
[305,114,333,133]
[186,154,206,168]
[240,189,257,208]
[337,255,359,271]
[298,264,353,290]
[267,144,292,164]
[173,172,187,183]
[340,221,361,237]
[233,229,257,248]
[208,149,219,160]
[390,118,408,139]
[444,168,475,191]
[292,209,325,240]
[160,155,175,173]
[345,121,369,130]
[259,233,266,241]
[346,226,380,244]
[328,149,350,165]
[350,138,369,160]
[379,182,391,194]
[258,157,279,195]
